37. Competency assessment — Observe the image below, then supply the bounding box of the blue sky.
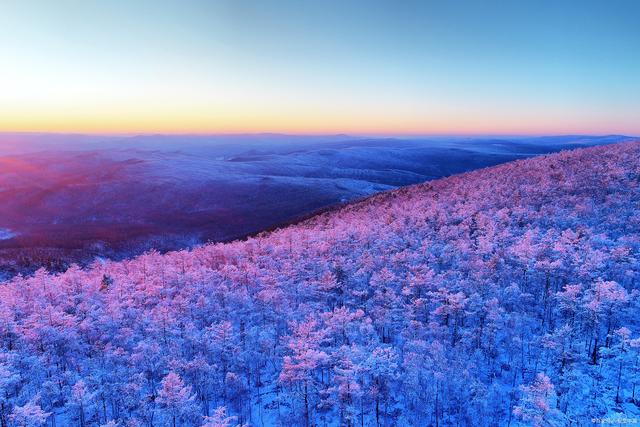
[0,0,638,135]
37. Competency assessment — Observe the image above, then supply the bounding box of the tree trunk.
[79,403,85,427]
[304,381,310,427]
[435,381,439,427]
[616,360,623,404]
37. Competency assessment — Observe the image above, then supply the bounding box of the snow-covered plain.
[0,229,15,240]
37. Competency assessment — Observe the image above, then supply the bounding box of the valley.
[0,133,633,278]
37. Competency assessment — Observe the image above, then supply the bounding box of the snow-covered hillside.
[1,141,640,426]
[0,134,634,278]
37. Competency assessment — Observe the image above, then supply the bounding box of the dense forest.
[1,134,631,280]
[1,141,639,426]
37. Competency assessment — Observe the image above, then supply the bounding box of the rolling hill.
[0,134,634,279]
[1,141,639,426]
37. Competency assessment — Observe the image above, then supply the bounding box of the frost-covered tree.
[513,373,563,427]
[0,142,639,425]
[157,373,198,427]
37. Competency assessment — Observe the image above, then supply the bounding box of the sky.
[0,0,639,136]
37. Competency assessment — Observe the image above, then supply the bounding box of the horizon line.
[0,130,637,139]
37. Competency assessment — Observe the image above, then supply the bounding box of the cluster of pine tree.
[1,142,639,426]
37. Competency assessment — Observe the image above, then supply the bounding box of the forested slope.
[1,141,640,426]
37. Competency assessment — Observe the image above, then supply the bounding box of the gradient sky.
[1,0,639,135]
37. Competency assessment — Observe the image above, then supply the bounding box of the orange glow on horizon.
[1,109,637,137]
[1,2,638,139]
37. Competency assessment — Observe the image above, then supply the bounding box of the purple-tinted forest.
[3,134,628,280]
[1,141,640,426]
